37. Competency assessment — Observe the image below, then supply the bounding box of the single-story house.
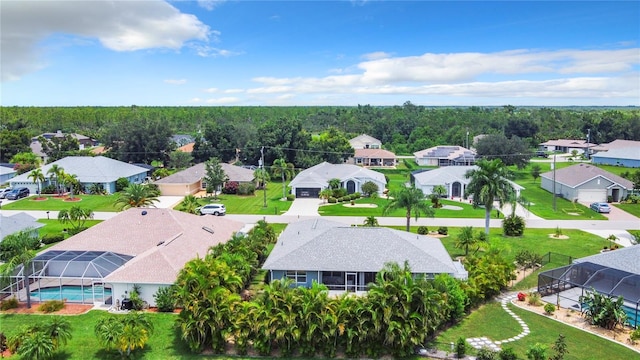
[177,142,195,153]
[413,146,476,167]
[0,164,17,185]
[9,156,149,194]
[349,134,382,149]
[538,139,600,155]
[4,208,245,306]
[592,147,640,168]
[31,130,98,162]
[598,139,640,151]
[0,213,44,241]
[540,163,634,203]
[263,219,468,293]
[412,166,523,199]
[289,162,386,198]
[353,148,397,167]
[154,162,254,196]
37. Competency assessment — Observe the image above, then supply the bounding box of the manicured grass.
[517,181,606,220]
[434,302,638,360]
[318,197,486,218]
[614,203,640,217]
[1,194,119,212]
[37,219,103,239]
[592,164,637,176]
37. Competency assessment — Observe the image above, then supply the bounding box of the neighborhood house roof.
[573,245,640,275]
[154,162,254,185]
[412,166,476,185]
[354,148,396,158]
[289,162,386,188]
[0,213,45,240]
[592,147,640,161]
[599,139,640,151]
[539,139,598,149]
[41,208,245,284]
[349,134,381,149]
[413,146,476,160]
[540,163,634,189]
[177,142,195,153]
[10,156,149,184]
[0,166,16,176]
[263,219,466,278]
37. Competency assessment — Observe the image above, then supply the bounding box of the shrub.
[154,286,176,312]
[332,188,347,198]
[328,197,337,203]
[41,184,56,194]
[438,226,448,235]
[67,226,88,236]
[455,337,467,358]
[88,183,106,195]
[528,292,542,306]
[630,328,640,344]
[498,347,519,360]
[526,343,547,360]
[237,182,255,195]
[0,297,18,310]
[286,194,295,201]
[39,300,65,313]
[579,290,627,329]
[42,233,65,244]
[544,303,556,315]
[350,200,355,205]
[115,177,130,192]
[554,226,563,237]
[477,348,497,360]
[417,226,429,235]
[503,213,526,236]
[361,181,379,197]
[222,181,239,194]
[517,292,527,301]
[353,192,361,199]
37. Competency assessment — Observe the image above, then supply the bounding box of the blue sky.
[1,0,639,106]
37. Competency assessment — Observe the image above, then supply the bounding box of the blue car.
[590,202,611,213]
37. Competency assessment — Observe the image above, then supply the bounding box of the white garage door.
[578,189,607,203]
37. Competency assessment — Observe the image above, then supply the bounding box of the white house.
[413,146,476,167]
[412,166,523,199]
[289,162,386,198]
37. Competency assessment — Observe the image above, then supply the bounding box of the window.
[285,270,307,284]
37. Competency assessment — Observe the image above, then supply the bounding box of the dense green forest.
[2,104,639,166]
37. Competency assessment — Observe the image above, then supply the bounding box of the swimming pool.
[624,305,639,328]
[30,285,112,303]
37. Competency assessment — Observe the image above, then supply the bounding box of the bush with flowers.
[517,292,527,301]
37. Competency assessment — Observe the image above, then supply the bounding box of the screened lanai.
[538,261,640,328]
[1,250,133,304]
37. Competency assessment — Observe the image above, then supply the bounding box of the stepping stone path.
[466,293,530,352]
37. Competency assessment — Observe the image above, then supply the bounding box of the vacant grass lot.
[1,194,119,212]
[318,197,486,218]
[434,302,638,360]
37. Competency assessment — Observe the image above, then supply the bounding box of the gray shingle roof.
[10,156,148,183]
[263,219,464,276]
[592,147,640,161]
[413,166,476,186]
[289,162,386,188]
[1,213,44,240]
[154,162,254,184]
[540,163,634,189]
[574,245,640,275]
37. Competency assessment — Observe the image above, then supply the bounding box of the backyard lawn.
[433,302,638,360]
[1,194,119,212]
[318,197,486,218]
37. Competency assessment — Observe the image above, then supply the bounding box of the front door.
[346,273,357,292]
[346,180,356,194]
[452,182,462,197]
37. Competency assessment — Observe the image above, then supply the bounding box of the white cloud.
[361,51,392,61]
[224,89,244,93]
[190,44,242,57]
[1,0,211,81]
[198,0,226,11]
[164,79,187,85]
[203,87,219,93]
[205,97,241,104]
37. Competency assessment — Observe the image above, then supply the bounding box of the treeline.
[2,104,639,165]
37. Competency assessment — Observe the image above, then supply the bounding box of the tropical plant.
[430,185,447,208]
[328,177,341,190]
[39,300,65,313]
[530,164,541,182]
[16,331,55,360]
[579,289,627,330]
[7,316,71,359]
[46,164,64,195]
[88,183,106,195]
[272,158,295,199]
[363,215,379,227]
[154,286,176,312]
[526,343,547,360]
[465,158,514,234]
[61,172,80,198]
[417,226,429,234]
[94,312,154,357]
[204,157,229,198]
[42,316,73,350]
[544,303,556,315]
[319,188,333,203]
[455,226,484,256]
[57,205,94,231]
[361,181,379,197]
[114,183,159,210]
[503,213,526,236]
[115,177,130,191]
[477,347,498,360]
[0,229,40,308]
[253,167,270,190]
[549,333,568,360]
[498,347,519,360]
[383,186,434,232]
[455,337,467,358]
[180,194,200,214]
[28,168,46,196]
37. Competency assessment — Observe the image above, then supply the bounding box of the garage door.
[295,188,320,198]
[578,189,607,203]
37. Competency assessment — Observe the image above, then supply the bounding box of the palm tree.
[328,178,341,190]
[16,332,55,360]
[181,194,200,214]
[114,183,159,210]
[57,206,94,231]
[465,158,514,234]
[0,229,40,308]
[319,188,333,203]
[455,226,481,256]
[28,169,46,197]
[94,312,154,357]
[383,186,435,232]
[47,164,64,195]
[43,316,72,350]
[61,172,79,199]
[272,158,295,199]
[363,215,379,227]
[253,168,270,189]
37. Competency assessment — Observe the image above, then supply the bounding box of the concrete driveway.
[282,198,321,216]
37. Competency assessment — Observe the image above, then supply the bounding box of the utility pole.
[261,146,267,208]
[552,153,557,212]
[586,128,591,159]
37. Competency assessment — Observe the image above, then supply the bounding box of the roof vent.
[202,226,214,234]
[141,210,147,216]
[156,241,165,246]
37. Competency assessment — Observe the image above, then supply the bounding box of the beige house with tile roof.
[154,162,254,196]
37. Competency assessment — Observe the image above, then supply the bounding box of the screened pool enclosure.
[1,250,133,304]
[538,261,639,329]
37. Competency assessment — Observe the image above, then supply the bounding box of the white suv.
[198,204,226,216]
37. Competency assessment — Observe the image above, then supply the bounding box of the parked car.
[0,188,12,199]
[5,187,30,200]
[535,150,548,158]
[590,202,611,213]
[198,203,226,216]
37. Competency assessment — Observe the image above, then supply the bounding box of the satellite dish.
[141,210,147,215]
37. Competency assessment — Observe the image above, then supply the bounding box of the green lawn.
[1,194,119,212]
[318,197,486,218]
[37,219,103,239]
[517,181,606,220]
[614,203,640,217]
[433,302,638,360]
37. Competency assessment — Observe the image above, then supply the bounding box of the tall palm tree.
[383,186,435,232]
[114,183,159,210]
[47,164,64,195]
[465,158,514,234]
[27,169,46,196]
[272,158,295,199]
[43,316,72,350]
[0,229,40,308]
[455,226,483,256]
[61,172,79,198]
[57,206,94,231]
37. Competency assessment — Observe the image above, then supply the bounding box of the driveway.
[282,198,321,216]
[155,196,184,209]
[579,201,638,221]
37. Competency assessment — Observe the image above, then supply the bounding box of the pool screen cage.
[0,250,133,304]
[538,261,640,329]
